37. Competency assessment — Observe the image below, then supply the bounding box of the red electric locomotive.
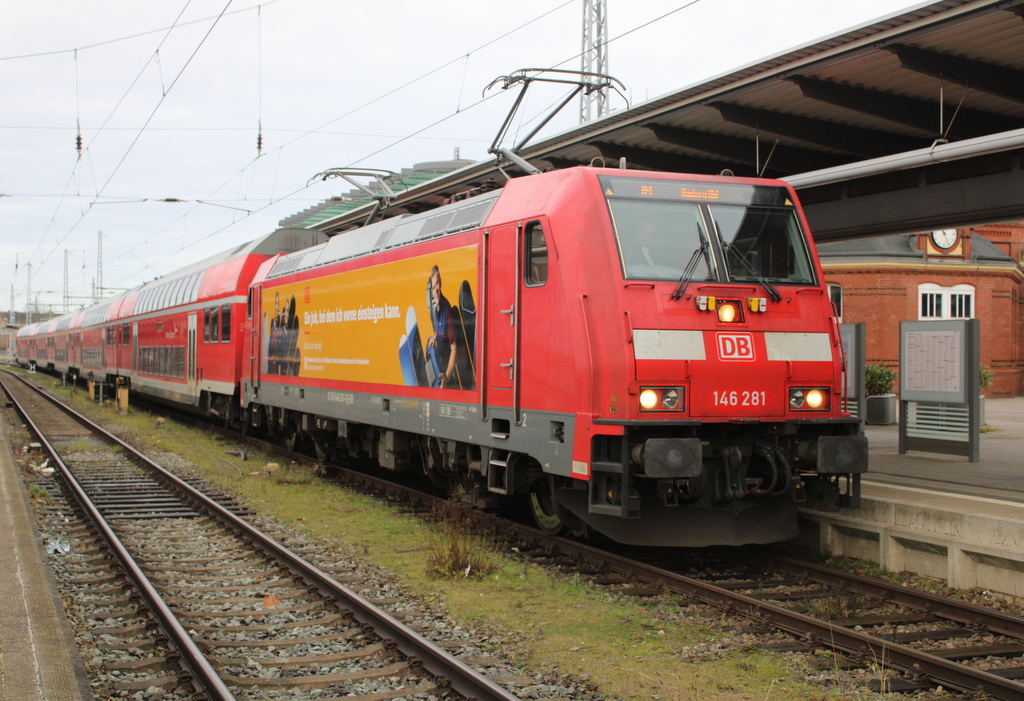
[242,166,866,547]
[16,166,866,547]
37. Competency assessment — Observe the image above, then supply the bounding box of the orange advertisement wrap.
[261,245,478,390]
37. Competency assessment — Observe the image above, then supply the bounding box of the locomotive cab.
[532,170,867,546]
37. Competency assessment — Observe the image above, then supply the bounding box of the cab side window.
[525,222,548,286]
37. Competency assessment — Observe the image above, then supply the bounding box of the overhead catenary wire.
[20,1,709,303]
[112,0,711,287]
[25,0,233,286]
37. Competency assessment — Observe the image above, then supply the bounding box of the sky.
[1,0,925,315]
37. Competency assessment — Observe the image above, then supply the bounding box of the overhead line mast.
[580,0,608,124]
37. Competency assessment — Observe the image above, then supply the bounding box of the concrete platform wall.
[798,490,1024,597]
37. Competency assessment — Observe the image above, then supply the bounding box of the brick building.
[817,224,1024,398]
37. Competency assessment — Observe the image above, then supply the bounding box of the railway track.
[1,370,521,701]
[209,400,1024,699]
[11,369,1024,700]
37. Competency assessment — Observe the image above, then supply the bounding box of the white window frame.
[918,283,974,320]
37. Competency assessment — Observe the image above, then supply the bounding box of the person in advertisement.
[426,265,459,388]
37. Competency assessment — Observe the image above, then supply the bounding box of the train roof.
[25,227,329,333]
[266,191,500,280]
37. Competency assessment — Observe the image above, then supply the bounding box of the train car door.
[248,284,261,396]
[130,323,138,385]
[484,224,520,417]
[187,313,197,397]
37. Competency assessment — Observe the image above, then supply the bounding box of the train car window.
[247,289,253,320]
[122,323,130,345]
[184,274,199,304]
[203,309,211,343]
[169,277,185,307]
[209,307,219,343]
[525,222,548,286]
[608,199,713,281]
[177,277,190,305]
[221,304,231,342]
[712,205,816,285]
[106,326,116,345]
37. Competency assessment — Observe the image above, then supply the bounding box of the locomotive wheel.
[284,428,302,452]
[529,479,565,535]
[314,438,335,464]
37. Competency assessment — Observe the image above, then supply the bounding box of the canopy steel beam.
[646,124,848,174]
[887,44,1024,104]
[711,102,931,158]
[787,75,1023,138]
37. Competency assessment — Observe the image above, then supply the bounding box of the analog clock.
[930,229,959,250]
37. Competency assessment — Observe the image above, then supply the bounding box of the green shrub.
[865,364,896,396]
[980,365,993,391]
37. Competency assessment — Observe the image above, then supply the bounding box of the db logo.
[716,333,755,361]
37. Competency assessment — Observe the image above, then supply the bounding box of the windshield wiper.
[670,240,710,300]
[724,243,782,303]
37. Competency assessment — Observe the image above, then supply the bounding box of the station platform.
[798,396,1024,598]
[0,420,94,701]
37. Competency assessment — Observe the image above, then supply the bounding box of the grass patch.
[806,589,866,620]
[424,503,500,580]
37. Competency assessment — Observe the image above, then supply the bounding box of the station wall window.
[525,221,548,286]
[918,283,974,320]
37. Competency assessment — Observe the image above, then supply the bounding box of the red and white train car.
[17,228,324,416]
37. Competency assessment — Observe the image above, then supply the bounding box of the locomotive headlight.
[790,387,829,410]
[639,387,685,412]
[805,388,825,409]
[640,389,660,410]
[717,302,738,323]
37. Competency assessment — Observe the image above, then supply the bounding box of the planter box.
[865,394,897,425]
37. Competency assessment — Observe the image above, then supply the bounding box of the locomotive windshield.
[602,176,816,286]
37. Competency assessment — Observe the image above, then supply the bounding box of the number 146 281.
[712,390,766,407]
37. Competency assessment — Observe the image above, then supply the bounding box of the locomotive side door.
[484,224,520,414]
[187,313,197,398]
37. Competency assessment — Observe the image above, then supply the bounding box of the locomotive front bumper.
[640,437,703,478]
[801,434,869,474]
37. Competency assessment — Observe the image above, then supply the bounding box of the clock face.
[931,229,958,250]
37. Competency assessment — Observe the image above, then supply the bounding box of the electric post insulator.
[76,133,83,155]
